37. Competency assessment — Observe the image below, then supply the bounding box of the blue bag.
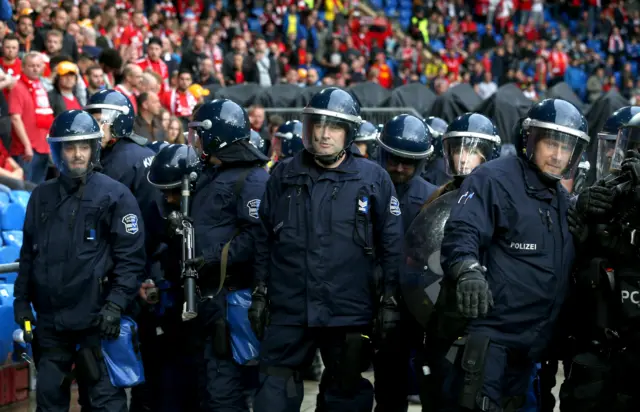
[101,316,145,388]
[226,289,260,365]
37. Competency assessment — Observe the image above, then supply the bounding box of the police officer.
[422,116,450,186]
[400,112,501,409]
[595,106,640,181]
[250,129,268,155]
[373,113,437,411]
[148,140,171,154]
[85,89,165,411]
[13,110,146,412]
[562,111,640,411]
[145,143,202,411]
[184,99,270,411]
[249,87,404,412]
[275,120,304,162]
[439,99,589,411]
[354,120,380,159]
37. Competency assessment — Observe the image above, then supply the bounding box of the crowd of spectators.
[0,0,637,170]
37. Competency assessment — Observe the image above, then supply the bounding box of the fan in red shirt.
[115,63,143,114]
[161,70,197,122]
[549,42,569,80]
[121,11,146,59]
[442,50,464,76]
[136,37,169,89]
[371,49,393,88]
[0,35,21,79]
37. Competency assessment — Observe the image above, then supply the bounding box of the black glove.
[376,290,401,343]
[13,301,35,343]
[622,151,640,185]
[99,302,122,340]
[184,255,206,271]
[575,184,616,216]
[248,281,268,341]
[567,206,589,244]
[452,261,493,318]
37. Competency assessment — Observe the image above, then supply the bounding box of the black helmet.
[249,130,267,155]
[611,111,640,172]
[301,87,362,165]
[442,113,501,177]
[188,99,251,159]
[521,98,589,180]
[354,121,380,160]
[276,120,304,159]
[147,144,200,189]
[147,140,170,154]
[424,116,448,157]
[378,114,433,181]
[597,106,640,180]
[47,110,103,178]
[85,89,145,144]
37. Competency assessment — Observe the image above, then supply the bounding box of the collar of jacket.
[517,156,560,201]
[284,150,360,180]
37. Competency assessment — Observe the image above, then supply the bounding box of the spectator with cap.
[134,91,166,143]
[187,83,209,104]
[47,60,82,116]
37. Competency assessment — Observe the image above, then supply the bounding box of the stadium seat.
[631,61,638,77]
[252,7,264,17]
[385,6,397,17]
[430,39,444,53]
[400,9,412,21]
[8,191,29,209]
[1,232,22,249]
[477,24,486,36]
[248,18,262,33]
[385,0,398,8]
[0,203,25,232]
[399,16,411,31]
[399,0,412,11]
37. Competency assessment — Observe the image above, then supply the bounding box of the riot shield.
[401,189,459,329]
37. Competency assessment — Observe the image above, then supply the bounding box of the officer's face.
[385,154,417,184]
[534,137,572,176]
[92,113,112,148]
[356,142,368,157]
[452,149,484,175]
[62,141,91,173]
[311,122,346,155]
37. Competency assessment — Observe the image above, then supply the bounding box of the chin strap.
[314,149,346,166]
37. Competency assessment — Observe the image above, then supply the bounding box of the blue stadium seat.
[248,18,262,33]
[400,9,412,20]
[8,191,29,209]
[399,16,411,31]
[2,232,22,249]
[370,0,383,9]
[631,61,638,77]
[477,24,486,36]
[252,7,264,17]
[399,0,412,11]
[385,6,397,17]
[614,72,621,87]
[430,39,444,53]
[385,0,398,8]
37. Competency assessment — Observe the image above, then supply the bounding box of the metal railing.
[264,107,422,126]
[0,262,18,274]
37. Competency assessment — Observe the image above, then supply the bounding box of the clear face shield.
[442,134,497,176]
[48,135,102,178]
[610,126,640,172]
[85,104,129,141]
[187,119,213,159]
[302,113,350,158]
[596,133,617,181]
[525,122,588,180]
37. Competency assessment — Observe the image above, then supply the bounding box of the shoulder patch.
[122,213,139,234]
[457,191,475,205]
[389,196,401,216]
[247,199,261,219]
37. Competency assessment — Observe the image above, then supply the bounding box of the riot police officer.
[13,110,146,412]
[422,116,450,186]
[250,129,268,155]
[400,112,501,409]
[275,120,304,162]
[85,89,165,411]
[596,106,640,181]
[184,99,270,411]
[145,143,202,411]
[250,87,404,412]
[148,140,170,154]
[439,99,589,411]
[563,110,640,411]
[354,120,380,159]
[373,113,438,411]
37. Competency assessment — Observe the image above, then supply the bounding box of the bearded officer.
[13,110,146,412]
[439,99,589,411]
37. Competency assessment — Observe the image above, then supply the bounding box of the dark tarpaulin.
[203,84,223,102]
[294,85,330,107]
[389,83,437,117]
[584,90,630,185]
[213,83,261,107]
[473,83,533,145]
[254,84,302,108]
[349,81,392,107]
[429,84,482,123]
[546,82,586,112]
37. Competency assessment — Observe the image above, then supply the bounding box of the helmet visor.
[525,127,587,180]
[442,135,495,176]
[596,133,617,180]
[302,113,351,157]
[49,138,101,178]
[611,126,640,171]
[85,103,129,125]
[187,122,206,157]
